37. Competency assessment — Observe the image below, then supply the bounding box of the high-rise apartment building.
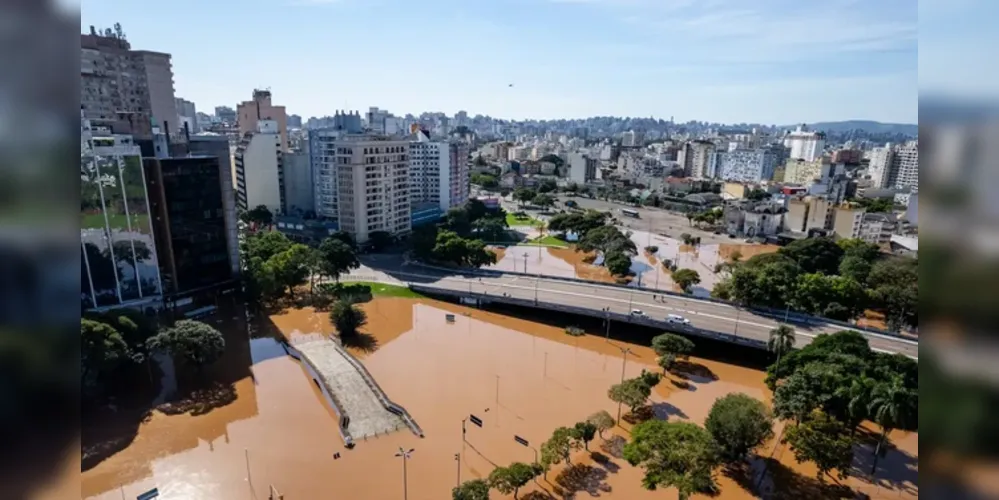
[783,124,826,162]
[868,141,918,191]
[81,112,163,310]
[831,204,866,239]
[568,152,597,185]
[81,29,178,137]
[237,89,289,152]
[783,157,829,185]
[309,128,345,219]
[408,131,470,212]
[234,120,285,214]
[621,130,637,147]
[144,156,240,298]
[893,140,918,190]
[282,150,315,215]
[717,148,780,183]
[678,140,717,179]
[331,136,412,243]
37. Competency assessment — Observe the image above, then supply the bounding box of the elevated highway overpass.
[357,263,919,359]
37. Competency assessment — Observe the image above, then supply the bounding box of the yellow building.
[723,182,748,199]
[783,157,829,185]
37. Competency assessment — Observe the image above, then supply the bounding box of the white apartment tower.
[408,131,470,212]
[332,136,412,243]
[678,141,717,179]
[784,124,826,162]
[868,141,918,191]
[233,120,284,215]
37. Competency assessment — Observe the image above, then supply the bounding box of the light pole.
[614,346,633,423]
[394,447,415,500]
[733,306,742,338]
[454,453,461,489]
[604,309,611,342]
[523,252,529,273]
[534,274,540,304]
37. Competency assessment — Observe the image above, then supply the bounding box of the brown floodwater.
[80,297,917,499]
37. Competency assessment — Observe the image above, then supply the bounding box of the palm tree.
[767,324,796,382]
[867,375,915,475]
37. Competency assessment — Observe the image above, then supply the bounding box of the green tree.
[329,299,368,337]
[587,410,615,439]
[531,193,555,209]
[267,243,314,297]
[710,280,733,300]
[577,225,636,256]
[245,204,273,225]
[767,324,796,383]
[473,217,507,241]
[671,268,701,293]
[572,421,598,450]
[146,320,225,369]
[651,333,695,373]
[537,178,558,193]
[782,410,855,482]
[604,251,632,276]
[445,206,473,236]
[867,375,917,474]
[730,257,802,308]
[540,426,578,470]
[772,362,846,424]
[471,173,498,189]
[866,257,918,330]
[411,224,439,260]
[609,377,653,414]
[244,230,293,263]
[705,394,774,461]
[837,238,881,262]
[81,318,132,397]
[765,330,872,390]
[367,231,394,251]
[623,420,720,499]
[792,273,867,320]
[513,187,537,206]
[777,237,845,275]
[452,478,490,500]
[838,255,873,283]
[488,462,540,499]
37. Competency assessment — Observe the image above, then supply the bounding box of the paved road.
[354,258,918,358]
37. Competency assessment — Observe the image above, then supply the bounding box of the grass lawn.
[527,235,570,248]
[506,212,542,227]
[348,281,426,299]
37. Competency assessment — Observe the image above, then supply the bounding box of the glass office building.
[80,131,163,309]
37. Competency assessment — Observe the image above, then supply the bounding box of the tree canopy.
[587,410,615,439]
[488,462,541,498]
[782,410,855,482]
[623,420,721,499]
[452,479,490,500]
[671,268,701,293]
[146,320,225,368]
[329,299,367,337]
[651,333,694,372]
[705,393,775,461]
[540,426,578,469]
[777,238,844,275]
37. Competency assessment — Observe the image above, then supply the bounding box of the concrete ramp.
[294,337,411,440]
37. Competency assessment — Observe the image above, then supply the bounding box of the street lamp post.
[604,309,611,342]
[615,346,633,423]
[454,453,461,489]
[394,447,415,500]
[733,307,742,338]
[523,252,529,273]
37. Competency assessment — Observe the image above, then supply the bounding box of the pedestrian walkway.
[294,337,408,440]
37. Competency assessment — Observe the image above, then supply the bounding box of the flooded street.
[81,297,916,499]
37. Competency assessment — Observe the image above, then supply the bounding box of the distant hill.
[791,120,917,137]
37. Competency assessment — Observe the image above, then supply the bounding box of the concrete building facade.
[80,32,178,137]
[832,204,866,239]
[408,132,470,212]
[233,120,284,214]
[568,152,597,185]
[331,136,412,243]
[784,124,826,161]
[237,89,289,152]
[717,148,780,183]
[282,150,315,216]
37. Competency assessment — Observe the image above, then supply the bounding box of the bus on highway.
[620,208,640,218]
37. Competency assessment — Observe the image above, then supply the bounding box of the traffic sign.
[469,414,483,427]
[514,435,529,447]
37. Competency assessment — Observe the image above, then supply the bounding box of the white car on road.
[666,314,690,325]
[631,309,645,316]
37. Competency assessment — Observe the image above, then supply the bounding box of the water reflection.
[81,138,161,309]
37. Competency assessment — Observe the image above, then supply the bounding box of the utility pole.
[733,306,742,338]
[454,453,461,489]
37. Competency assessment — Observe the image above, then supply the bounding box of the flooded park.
[80,293,918,499]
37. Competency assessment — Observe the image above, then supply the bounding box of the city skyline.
[81,0,917,125]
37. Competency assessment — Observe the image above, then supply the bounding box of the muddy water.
[81,298,916,500]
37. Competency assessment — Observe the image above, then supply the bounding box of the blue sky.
[81,0,918,124]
